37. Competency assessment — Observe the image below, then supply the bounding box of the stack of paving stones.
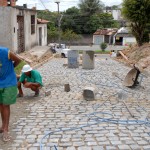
[10,57,150,150]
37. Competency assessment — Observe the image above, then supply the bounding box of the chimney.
[0,0,16,7]
[32,7,36,10]
[23,4,27,9]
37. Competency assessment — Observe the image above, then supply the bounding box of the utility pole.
[54,0,61,48]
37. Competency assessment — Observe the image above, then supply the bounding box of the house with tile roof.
[37,18,49,46]
[113,27,136,46]
[93,28,117,45]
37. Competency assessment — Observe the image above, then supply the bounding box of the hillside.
[117,43,150,73]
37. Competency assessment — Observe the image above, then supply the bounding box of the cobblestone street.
[8,57,150,150]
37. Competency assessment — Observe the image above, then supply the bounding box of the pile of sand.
[117,43,150,73]
[18,50,53,67]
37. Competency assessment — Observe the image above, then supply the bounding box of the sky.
[16,0,123,12]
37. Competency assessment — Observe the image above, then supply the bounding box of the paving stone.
[106,146,117,150]
[130,145,141,150]
[86,141,98,146]
[28,148,38,150]
[92,146,104,150]
[118,145,131,150]
[66,147,76,150]
[143,145,150,150]
[137,140,148,145]
[7,58,150,150]
[78,147,92,150]
[73,142,85,146]
[111,141,122,145]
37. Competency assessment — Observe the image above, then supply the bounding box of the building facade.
[0,0,48,53]
[113,27,136,46]
[103,7,122,21]
[37,18,49,46]
[93,29,117,45]
[0,6,37,53]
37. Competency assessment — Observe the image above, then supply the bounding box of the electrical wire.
[39,0,48,10]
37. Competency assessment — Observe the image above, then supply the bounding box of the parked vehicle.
[48,43,71,57]
[60,48,71,58]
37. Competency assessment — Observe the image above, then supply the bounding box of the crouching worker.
[17,64,43,97]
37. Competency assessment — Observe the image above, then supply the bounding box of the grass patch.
[95,50,110,54]
[79,50,110,54]
[15,61,26,75]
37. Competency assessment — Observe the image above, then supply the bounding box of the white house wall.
[123,37,136,46]
[37,24,47,46]
[93,35,104,45]
[112,10,121,20]
[12,8,18,52]
[22,10,37,51]
[0,7,14,51]
[0,7,37,53]
[103,9,121,20]
[14,9,37,52]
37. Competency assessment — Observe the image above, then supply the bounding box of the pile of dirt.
[117,43,150,73]
[18,50,53,67]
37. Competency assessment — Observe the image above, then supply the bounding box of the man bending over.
[18,64,43,97]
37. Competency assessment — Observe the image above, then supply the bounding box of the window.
[31,15,35,34]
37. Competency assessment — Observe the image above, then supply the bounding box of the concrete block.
[82,51,95,69]
[68,50,79,68]
[83,87,97,100]
[64,84,70,92]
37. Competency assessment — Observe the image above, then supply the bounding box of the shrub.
[100,42,107,51]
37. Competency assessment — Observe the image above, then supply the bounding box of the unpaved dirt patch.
[19,50,53,67]
[116,43,150,73]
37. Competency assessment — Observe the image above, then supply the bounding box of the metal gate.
[17,16,25,53]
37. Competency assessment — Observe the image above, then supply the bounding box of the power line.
[39,0,48,10]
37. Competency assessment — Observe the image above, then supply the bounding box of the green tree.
[62,29,82,47]
[83,13,119,33]
[122,0,150,46]
[78,0,104,15]
[47,28,60,43]
[61,7,82,34]
[111,5,119,10]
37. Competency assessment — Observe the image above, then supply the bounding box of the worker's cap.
[21,64,32,73]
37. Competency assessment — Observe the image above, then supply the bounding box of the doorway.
[17,16,25,53]
[39,27,42,46]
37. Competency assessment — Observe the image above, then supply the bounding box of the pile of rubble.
[17,47,53,68]
[117,43,150,73]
